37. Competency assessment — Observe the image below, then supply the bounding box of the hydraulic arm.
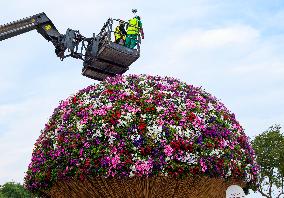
[0,13,60,43]
[0,12,141,81]
[0,12,85,60]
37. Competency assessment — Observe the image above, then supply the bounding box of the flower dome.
[24,75,258,197]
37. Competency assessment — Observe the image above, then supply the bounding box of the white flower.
[226,169,232,177]
[156,106,163,112]
[92,129,102,138]
[178,103,186,111]
[210,149,223,156]
[116,119,127,127]
[183,129,200,139]
[141,114,147,119]
[76,121,83,132]
[54,128,59,136]
[165,157,171,162]
[130,134,140,141]
[130,165,136,172]
[143,87,153,94]
[124,88,134,95]
[178,153,197,164]
[129,171,135,177]
[121,112,132,121]
[208,102,214,111]
[169,125,184,137]
[147,125,162,142]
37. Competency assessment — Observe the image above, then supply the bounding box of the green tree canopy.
[252,125,284,198]
[0,182,31,198]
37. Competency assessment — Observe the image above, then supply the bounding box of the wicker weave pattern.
[47,176,243,198]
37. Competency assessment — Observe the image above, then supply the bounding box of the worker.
[114,20,127,45]
[125,16,144,49]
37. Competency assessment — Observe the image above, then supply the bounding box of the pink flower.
[83,142,90,148]
[111,147,117,154]
[157,119,164,126]
[164,145,173,156]
[220,139,228,148]
[186,100,196,109]
[79,148,84,157]
[111,155,120,168]
[200,159,207,172]
[135,159,153,175]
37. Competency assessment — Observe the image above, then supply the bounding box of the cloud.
[0,98,49,184]
[135,24,261,81]
[230,61,284,75]
[174,24,260,50]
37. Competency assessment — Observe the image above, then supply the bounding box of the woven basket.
[46,176,244,198]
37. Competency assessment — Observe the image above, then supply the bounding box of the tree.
[0,182,32,198]
[252,125,284,198]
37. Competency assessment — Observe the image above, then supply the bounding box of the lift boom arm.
[0,13,60,42]
[0,13,141,81]
[0,12,85,60]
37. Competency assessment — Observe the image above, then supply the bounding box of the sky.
[0,0,284,197]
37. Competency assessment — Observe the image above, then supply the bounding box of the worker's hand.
[140,28,144,39]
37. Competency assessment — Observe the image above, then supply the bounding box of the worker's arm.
[119,25,127,35]
[140,28,144,39]
[138,20,144,39]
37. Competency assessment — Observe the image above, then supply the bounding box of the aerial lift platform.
[0,12,141,81]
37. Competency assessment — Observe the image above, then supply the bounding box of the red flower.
[223,114,229,120]
[145,106,155,112]
[138,121,147,131]
[140,146,151,156]
[110,119,116,125]
[85,158,90,167]
[125,158,132,164]
[79,174,85,181]
[170,141,181,150]
[145,146,151,154]
[190,166,199,174]
[188,112,196,122]
[116,111,121,119]
[72,96,77,104]
[110,110,122,125]
[46,170,51,180]
[106,89,114,94]
[206,142,213,148]
[178,167,184,174]
[140,147,146,156]
[57,135,64,143]
[186,144,193,152]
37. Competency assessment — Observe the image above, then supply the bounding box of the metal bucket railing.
[97,18,141,54]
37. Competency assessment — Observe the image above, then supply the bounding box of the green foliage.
[0,182,31,198]
[252,125,284,198]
